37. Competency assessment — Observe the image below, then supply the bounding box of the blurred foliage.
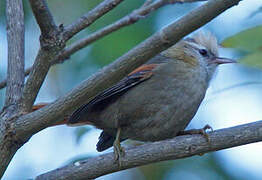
[139,161,175,180]
[222,26,262,70]
[74,127,91,145]
[87,0,154,66]
[249,6,262,18]
[240,51,262,69]
[222,26,262,52]
[138,153,240,180]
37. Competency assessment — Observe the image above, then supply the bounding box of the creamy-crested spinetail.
[68,32,235,163]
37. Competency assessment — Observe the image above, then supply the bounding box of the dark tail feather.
[96,131,115,152]
[96,131,126,152]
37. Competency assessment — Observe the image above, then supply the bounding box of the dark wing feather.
[68,64,157,125]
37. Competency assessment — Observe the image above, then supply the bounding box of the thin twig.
[63,0,124,41]
[36,120,262,180]
[5,0,25,107]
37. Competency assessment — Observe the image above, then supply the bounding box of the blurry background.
[1,0,262,179]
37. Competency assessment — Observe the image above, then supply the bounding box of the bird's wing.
[68,64,158,125]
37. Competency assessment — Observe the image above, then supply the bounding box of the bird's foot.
[178,124,213,143]
[113,138,125,167]
[113,128,125,167]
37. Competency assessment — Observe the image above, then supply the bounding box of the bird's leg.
[113,127,125,167]
[177,124,213,143]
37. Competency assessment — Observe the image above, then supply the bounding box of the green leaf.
[221,26,262,53]
[239,50,262,69]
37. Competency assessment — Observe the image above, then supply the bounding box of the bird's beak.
[214,57,236,64]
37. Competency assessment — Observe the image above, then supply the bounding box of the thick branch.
[63,0,124,41]
[36,120,262,180]
[5,0,25,106]
[15,0,241,139]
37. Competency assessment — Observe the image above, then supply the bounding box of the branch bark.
[28,0,56,38]
[0,0,25,176]
[36,120,262,180]
[5,0,24,107]
[20,0,62,112]
[15,0,241,141]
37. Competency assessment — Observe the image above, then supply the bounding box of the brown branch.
[29,0,56,38]
[0,0,25,176]
[14,0,241,139]
[20,0,64,112]
[63,0,125,41]
[36,120,262,180]
[5,0,25,107]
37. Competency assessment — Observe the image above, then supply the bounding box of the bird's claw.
[178,124,213,143]
[113,138,125,167]
[113,127,125,167]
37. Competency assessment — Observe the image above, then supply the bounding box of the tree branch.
[5,0,25,107]
[15,0,241,140]
[29,0,56,38]
[20,0,64,112]
[0,0,25,176]
[62,0,124,41]
[36,120,262,180]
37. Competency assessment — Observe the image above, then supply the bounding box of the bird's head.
[161,32,235,76]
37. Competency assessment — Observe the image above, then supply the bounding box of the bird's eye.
[199,49,208,56]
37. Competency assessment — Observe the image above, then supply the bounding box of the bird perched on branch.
[68,32,235,165]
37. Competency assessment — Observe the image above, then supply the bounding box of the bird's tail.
[96,131,126,152]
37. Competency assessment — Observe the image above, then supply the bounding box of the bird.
[67,32,235,164]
